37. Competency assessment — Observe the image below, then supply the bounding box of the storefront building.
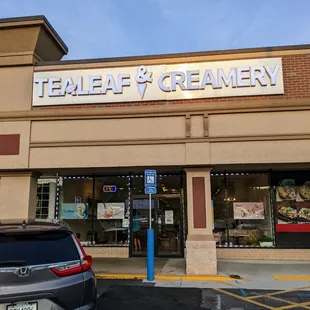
[1,16,310,275]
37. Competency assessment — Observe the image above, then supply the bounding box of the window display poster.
[233,202,264,220]
[97,202,125,219]
[60,203,88,219]
[122,218,129,228]
[276,179,310,224]
[276,179,296,202]
[276,179,310,202]
[165,210,174,224]
[277,201,310,224]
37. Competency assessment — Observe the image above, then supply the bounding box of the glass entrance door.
[156,195,183,256]
[131,198,155,255]
[130,174,184,258]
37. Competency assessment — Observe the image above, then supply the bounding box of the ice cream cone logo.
[135,65,153,99]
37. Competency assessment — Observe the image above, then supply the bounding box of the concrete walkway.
[92,257,170,275]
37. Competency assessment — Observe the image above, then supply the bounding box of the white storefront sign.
[33,58,284,106]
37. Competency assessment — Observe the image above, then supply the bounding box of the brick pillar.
[0,172,39,220]
[185,168,217,275]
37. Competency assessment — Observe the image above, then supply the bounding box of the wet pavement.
[97,279,310,310]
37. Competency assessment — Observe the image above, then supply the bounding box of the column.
[48,181,56,219]
[0,172,39,220]
[185,168,217,275]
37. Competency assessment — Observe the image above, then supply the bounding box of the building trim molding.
[1,98,310,122]
[29,134,310,148]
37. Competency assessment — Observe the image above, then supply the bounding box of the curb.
[95,273,235,281]
[273,275,310,281]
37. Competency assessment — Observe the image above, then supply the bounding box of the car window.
[0,230,80,266]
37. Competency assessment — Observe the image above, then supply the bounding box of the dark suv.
[0,219,97,310]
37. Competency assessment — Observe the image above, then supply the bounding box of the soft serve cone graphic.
[137,83,147,99]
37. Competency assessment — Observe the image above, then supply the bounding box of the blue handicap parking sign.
[144,169,157,187]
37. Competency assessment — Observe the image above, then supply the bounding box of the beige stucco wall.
[30,116,186,142]
[0,121,31,169]
[185,142,210,165]
[210,139,310,164]
[209,111,310,137]
[0,174,37,220]
[28,110,310,168]
[29,141,212,169]
[190,115,204,138]
[29,144,186,168]
[0,66,33,111]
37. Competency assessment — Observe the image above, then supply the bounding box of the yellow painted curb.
[181,275,235,281]
[95,273,234,281]
[156,275,180,281]
[96,273,146,280]
[273,275,310,281]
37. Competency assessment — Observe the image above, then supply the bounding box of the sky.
[0,0,310,60]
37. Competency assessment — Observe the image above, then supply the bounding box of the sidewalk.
[92,257,171,277]
[93,258,232,281]
[93,258,310,290]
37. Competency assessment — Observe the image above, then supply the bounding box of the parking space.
[214,287,310,309]
[97,280,310,309]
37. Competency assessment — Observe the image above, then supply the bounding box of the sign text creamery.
[33,58,284,106]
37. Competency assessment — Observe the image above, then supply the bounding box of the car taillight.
[51,233,92,277]
[51,255,92,277]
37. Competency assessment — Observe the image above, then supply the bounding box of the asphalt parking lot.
[97,280,310,310]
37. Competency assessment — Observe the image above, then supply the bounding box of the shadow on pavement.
[97,281,310,310]
[97,285,203,310]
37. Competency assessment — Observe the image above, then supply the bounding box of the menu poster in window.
[165,210,174,224]
[276,179,296,202]
[276,179,310,224]
[297,181,310,202]
[277,201,310,224]
[97,203,125,219]
[60,203,88,219]
[233,202,264,220]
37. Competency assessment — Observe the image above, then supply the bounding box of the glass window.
[131,174,184,256]
[57,176,130,247]
[94,176,130,246]
[0,231,80,265]
[212,175,228,243]
[272,172,310,248]
[212,173,274,247]
[54,173,186,253]
[131,175,152,254]
[36,178,56,219]
[157,175,184,256]
[58,177,94,245]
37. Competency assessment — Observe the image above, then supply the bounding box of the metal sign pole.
[145,169,156,282]
[149,193,152,229]
[147,192,154,281]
